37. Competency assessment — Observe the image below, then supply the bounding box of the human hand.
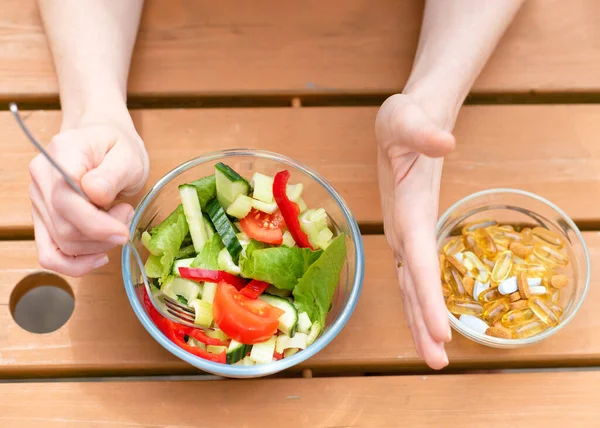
[376,93,456,369]
[28,114,149,277]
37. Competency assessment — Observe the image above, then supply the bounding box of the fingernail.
[442,352,449,367]
[447,324,453,342]
[108,234,128,245]
[94,254,109,269]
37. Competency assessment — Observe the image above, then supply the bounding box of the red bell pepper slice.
[178,267,247,291]
[239,280,270,299]
[141,288,226,363]
[272,170,313,249]
[273,351,284,361]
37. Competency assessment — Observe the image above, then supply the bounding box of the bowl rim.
[436,187,591,347]
[121,148,365,376]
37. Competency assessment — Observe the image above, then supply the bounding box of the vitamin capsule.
[529,285,547,296]
[509,242,532,259]
[447,254,468,276]
[512,263,548,278]
[486,326,513,339]
[443,267,465,296]
[501,308,535,327]
[549,302,563,316]
[512,255,527,265]
[542,287,561,304]
[443,236,465,256]
[482,257,496,271]
[510,300,529,311]
[491,250,513,283]
[447,297,484,317]
[532,227,564,248]
[478,287,503,303]
[439,254,446,279]
[474,228,498,258]
[498,276,518,295]
[441,282,452,298]
[521,227,534,244]
[462,276,475,297]
[497,225,515,232]
[462,219,498,235]
[533,244,569,267]
[528,296,560,326]
[517,272,531,299]
[550,274,569,288]
[483,298,510,324]
[473,280,490,301]
[463,233,476,251]
[508,291,521,302]
[459,314,489,335]
[463,252,490,282]
[513,320,548,339]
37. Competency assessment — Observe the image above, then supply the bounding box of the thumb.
[81,145,145,207]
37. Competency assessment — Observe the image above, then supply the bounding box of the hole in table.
[9,272,74,334]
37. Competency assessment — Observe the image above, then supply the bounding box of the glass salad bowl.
[122,149,364,378]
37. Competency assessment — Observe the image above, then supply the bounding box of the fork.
[10,102,199,328]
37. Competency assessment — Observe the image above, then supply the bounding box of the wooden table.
[1,1,599,426]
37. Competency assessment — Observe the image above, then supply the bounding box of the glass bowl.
[436,189,591,348]
[121,149,364,378]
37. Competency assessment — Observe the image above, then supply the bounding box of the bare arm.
[31,0,148,276]
[376,0,524,369]
[38,0,144,128]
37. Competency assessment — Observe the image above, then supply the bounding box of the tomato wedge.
[213,282,284,344]
[239,209,285,245]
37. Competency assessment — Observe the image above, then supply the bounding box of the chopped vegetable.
[239,280,270,299]
[239,209,284,245]
[273,170,313,249]
[179,267,247,291]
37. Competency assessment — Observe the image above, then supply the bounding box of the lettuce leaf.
[190,174,217,210]
[292,234,347,326]
[144,205,189,282]
[190,234,224,270]
[240,240,323,290]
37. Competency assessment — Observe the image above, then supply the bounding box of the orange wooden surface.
[1,0,599,99]
[0,233,597,377]
[2,105,600,235]
[1,372,599,427]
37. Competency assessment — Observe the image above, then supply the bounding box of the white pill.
[527,277,542,287]
[499,276,518,295]
[459,314,489,335]
[473,280,490,300]
[454,252,464,263]
[529,285,547,296]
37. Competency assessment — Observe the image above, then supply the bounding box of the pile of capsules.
[440,220,571,339]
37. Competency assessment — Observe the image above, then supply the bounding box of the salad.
[140,162,347,366]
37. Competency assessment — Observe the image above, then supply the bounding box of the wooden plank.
[0,232,598,376]
[2,105,600,234]
[1,372,600,427]
[1,0,599,99]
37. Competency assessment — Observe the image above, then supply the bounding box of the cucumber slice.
[188,298,213,327]
[259,294,298,337]
[205,329,229,341]
[206,198,243,264]
[283,348,299,358]
[286,183,303,202]
[250,198,278,214]
[186,337,207,350]
[218,247,241,275]
[159,276,177,300]
[171,277,202,302]
[297,198,307,213]
[297,312,312,335]
[215,162,250,209]
[179,184,209,253]
[307,321,322,346]
[141,231,152,250]
[299,208,331,249]
[172,258,195,276]
[226,194,253,219]
[250,172,274,203]
[176,244,196,259]
[249,335,276,365]
[275,333,308,354]
[202,282,218,304]
[207,345,227,354]
[202,215,215,239]
[281,230,296,247]
[316,227,334,249]
[226,339,252,364]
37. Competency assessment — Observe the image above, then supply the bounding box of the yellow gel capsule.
[443,236,465,256]
[549,302,563,316]
[501,308,535,327]
[513,320,548,338]
[512,263,548,278]
[482,257,496,271]
[441,282,452,299]
[491,250,513,283]
[497,225,515,232]
[446,298,484,317]
[528,296,560,326]
[521,227,534,244]
[478,287,503,304]
[532,227,564,248]
[474,228,498,258]
[533,244,569,267]
[463,233,476,250]
[483,298,510,324]
[462,219,498,235]
[463,251,490,282]
[443,267,465,296]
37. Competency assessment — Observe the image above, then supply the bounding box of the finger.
[32,206,109,277]
[107,202,135,226]
[405,265,449,370]
[394,258,421,357]
[81,144,146,207]
[51,180,130,244]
